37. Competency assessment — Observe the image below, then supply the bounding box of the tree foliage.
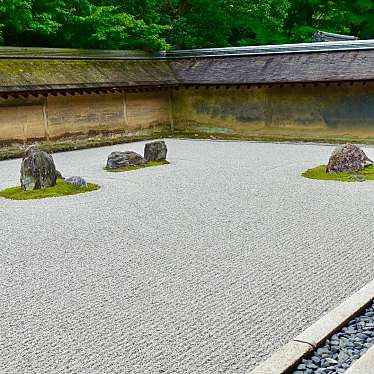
[0,0,374,51]
[285,0,374,42]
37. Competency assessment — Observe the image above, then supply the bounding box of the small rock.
[144,141,167,162]
[347,174,367,180]
[340,337,349,348]
[357,333,368,340]
[317,348,331,356]
[312,356,321,365]
[338,351,350,363]
[106,151,146,169]
[307,362,318,370]
[346,327,357,334]
[64,176,87,188]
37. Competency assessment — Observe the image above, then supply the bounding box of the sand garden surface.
[1,139,374,374]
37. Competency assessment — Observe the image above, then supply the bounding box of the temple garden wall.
[3,82,374,145]
[172,82,374,141]
[0,90,171,145]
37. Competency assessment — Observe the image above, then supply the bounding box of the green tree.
[0,0,91,46]
[1,0,374,51]
[347,0,374,39]
[65,5,169,50]
[0,0,169,50]
[285,0,374,42]
[167,0,290,49]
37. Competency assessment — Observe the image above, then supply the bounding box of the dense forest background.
[0,0,374,50]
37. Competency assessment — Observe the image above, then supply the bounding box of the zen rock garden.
[4,6,374,372]
[0,145,98,200]
[303,143,374,182]
[0,140,169,200]
[2,138,374,374]
[105,140,169,172]
[1,139,372,201]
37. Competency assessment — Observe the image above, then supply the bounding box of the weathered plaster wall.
[172,83,374,140]
[3,83,374,145]
[125,91,171,132]
[47,93,125,139]
[0,97,46,144]
[0,90,171,144]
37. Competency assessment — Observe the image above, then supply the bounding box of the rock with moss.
[144,141,167,162]
[106,151,146,169]
[20,146,59,190]
[326,144,373,173]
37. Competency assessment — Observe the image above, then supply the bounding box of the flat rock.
[106,151,146,169]
[326,144,372,173]
[20,145,58,190]
[64,176,87,188]
[144,141,167,162]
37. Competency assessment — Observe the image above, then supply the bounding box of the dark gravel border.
[293,301,374,374]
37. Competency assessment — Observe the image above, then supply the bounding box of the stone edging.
[249,280,374,374]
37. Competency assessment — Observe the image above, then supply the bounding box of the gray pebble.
[292,300,374,374]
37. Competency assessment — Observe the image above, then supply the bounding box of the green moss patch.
[0,179,99,200]
[5,129,374,162]
[104,160,170,173]
[302,164,374,182]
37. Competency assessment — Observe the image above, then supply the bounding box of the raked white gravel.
[1,139,374,374]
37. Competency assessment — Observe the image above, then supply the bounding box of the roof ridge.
[1,39,374,60]
[159,39,374,59]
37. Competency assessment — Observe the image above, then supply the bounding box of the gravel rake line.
[3,140,374,373]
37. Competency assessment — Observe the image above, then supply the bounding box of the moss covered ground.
[0,179,99,200]
[4,129,374,162]
[104,160,170,173]
[302,164,374,182]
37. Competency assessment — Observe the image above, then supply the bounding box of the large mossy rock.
[144,141,167,162]
[106,151,146,169]
[326,144,373,173]
[20,146,59,190]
